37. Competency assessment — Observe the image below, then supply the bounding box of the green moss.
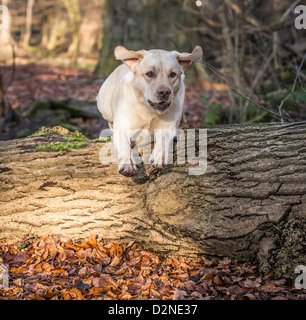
[36,141,87,152]
[67,133,88,142]
[28,127,51,137]
[30,126,93,151]
[98,136,112,142]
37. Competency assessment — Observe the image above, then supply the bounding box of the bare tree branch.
[201,61,284,121]
[278,54,306,123]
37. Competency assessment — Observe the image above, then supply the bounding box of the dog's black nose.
[157,87,171,100]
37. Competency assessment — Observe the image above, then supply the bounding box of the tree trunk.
[93,0,205,81]
[0,0,13,62]
[0,122,305,280]
[63,0,82,67]
[0,68,13,120]
[78,0,103,57]
[23,0,35,47]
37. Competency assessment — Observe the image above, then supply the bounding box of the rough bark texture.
[0,122,306,280]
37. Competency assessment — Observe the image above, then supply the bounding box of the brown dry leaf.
[97,274,117,293]
[179,262,190,272]
[271,296,289,300]
[191,291,202,299]
[199,272,214,285]
[68,288,85,300]
[13,278,24,287]
[243,278,261,288]
[92,277,100,288]
[107,291,117,299]
[261,281,280,293]
[65,243,82,252]
[13,252,29,263]
[150,288,161,299]
[274,279,286,286]
[27,294,45,300]
[61,291,72,300]
[96,250,111,265]
[228,285,242,294]
[108,243,121,257]
[141,289,150,296]
[110,256,121,267]
[88,287,105,295]
[120,293,133,300]
[1,234,305,301]
[44,291,58,299]
[51,267,68,277]
[87,234,98,248]
[57,251,67,262]
[213,274,224,285]
[78,266,87,276]
[172,289,187,300]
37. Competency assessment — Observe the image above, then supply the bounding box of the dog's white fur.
[97,45,203,176]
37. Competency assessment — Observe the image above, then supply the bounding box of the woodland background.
[0,0,305,139]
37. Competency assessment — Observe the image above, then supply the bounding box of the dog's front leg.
[150,127,176,169]
[113,129,137,176]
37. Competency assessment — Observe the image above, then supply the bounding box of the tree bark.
[0,122,305,280]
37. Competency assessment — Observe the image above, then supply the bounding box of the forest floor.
[1,235,305,300]
[0,63,230,140]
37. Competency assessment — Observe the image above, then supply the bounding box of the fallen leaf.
[172,289,187,300]
[110,256,121,267]
[261,281,280,293]
[87,234,98,248]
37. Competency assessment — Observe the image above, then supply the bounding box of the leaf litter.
[0,235,305,300]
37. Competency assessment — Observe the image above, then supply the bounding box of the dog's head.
[114,45,203,114]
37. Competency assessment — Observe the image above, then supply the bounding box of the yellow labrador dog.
[97,45,203,176]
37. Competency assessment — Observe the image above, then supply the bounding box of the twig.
[263,0,302,31]
[225,0,260,28]
[218,3,236,122]
[298,75,306,93]
[242,50,274,119]
[278,54,306,123]
[202,61,283,121]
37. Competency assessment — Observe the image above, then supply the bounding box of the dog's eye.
[170,72,177,78]
[146,71,154,78]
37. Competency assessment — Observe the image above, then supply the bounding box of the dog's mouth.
[148,100,171,112]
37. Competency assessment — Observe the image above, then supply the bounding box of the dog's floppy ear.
[176,46,203,71]
[114,46,145,70]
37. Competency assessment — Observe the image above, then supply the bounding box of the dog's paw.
[118,163,137,176]
[149,149,167,169]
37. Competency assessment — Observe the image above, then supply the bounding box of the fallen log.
[0,122,305,280]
